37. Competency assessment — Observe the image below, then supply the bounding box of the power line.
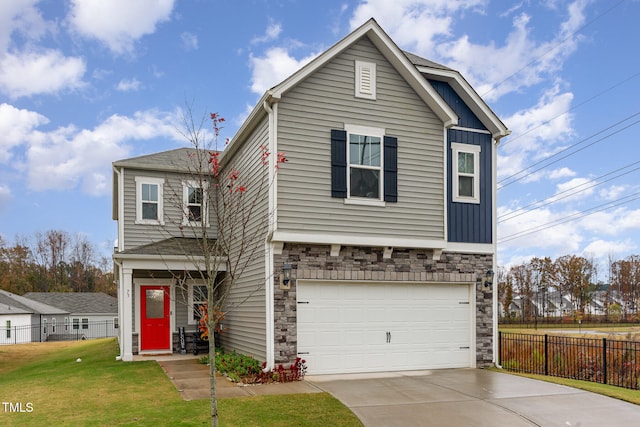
[500,70,640,149]
[498,192,640,244]
[498,112,640,188]
[481,0,626,99]
[498,160,640,223]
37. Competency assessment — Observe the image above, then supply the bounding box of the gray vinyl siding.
[217,118,270,361]
[120,168,217,251]
[276,37,445,240]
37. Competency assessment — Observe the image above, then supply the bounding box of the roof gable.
[269,19,457,127]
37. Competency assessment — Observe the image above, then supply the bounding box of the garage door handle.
[386,331,391,343]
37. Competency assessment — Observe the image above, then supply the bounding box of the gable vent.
[355,60,376,100]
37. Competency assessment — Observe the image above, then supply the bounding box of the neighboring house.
[113,19,509,374]
[0,289,69,344]
[23,292,118,339]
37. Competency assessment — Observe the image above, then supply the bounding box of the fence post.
[602,338,607,385]
[544,334,549,376]
[498,331,501,366]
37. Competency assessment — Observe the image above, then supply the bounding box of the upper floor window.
[135,177,164,224]
[451,143,481,204]
[182,181,208,226]
[331,126,397,204]
[348,126,383,200]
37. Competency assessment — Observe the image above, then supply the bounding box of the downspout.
[263,99,277,370]
[492,130,509,367]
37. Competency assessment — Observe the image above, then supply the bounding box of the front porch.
[113,237,226,361]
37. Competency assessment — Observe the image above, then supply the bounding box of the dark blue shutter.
[331,129,347,198]
[384,136,398,202]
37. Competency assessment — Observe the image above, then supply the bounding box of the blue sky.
[1,0,639,278]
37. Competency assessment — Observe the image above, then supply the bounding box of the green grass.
[492,368,640,405]
[0,339,361,426]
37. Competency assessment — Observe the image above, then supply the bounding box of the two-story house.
[112,19,509,374]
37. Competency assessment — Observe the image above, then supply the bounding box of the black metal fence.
[499,332,640,389]
[1,320,117,345]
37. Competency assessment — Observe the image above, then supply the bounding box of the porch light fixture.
[481,269,495,291]
[280,263,292,290]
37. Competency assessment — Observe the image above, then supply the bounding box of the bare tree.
[158,108,284,426]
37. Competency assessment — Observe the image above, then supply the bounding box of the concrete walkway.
[307,368,640,427]
[156,358,322,401]
[153,357,640,426]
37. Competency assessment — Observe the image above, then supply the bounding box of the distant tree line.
[0,230,115,296]
[499,255,640,323]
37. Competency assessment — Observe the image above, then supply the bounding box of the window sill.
[135,220,165,225]
[452,197,480,205]
[343,198,386,207]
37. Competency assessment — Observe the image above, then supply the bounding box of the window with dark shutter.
[332,128,398,203]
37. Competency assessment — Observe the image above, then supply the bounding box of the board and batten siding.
[447,129,493,243]
[120,168,217,251]
[276,36,445,240]
[217,117,270,361]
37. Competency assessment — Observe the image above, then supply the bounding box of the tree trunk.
[209,336,218,426]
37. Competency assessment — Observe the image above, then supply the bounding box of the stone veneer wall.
[273,243,494,367]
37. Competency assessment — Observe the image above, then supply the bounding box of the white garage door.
[297,281,472,375]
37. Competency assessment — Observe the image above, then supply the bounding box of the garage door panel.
[298,281,472,375]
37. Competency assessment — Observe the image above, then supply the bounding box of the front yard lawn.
[0,339,361,426]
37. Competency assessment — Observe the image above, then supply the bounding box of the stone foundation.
[273,244,494,367]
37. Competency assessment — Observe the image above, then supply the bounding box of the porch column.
[121,267,134,361]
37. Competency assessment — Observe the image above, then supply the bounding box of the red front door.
[140,286,170,351]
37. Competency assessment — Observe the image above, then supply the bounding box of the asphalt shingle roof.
[23,292,117,315]
[0,289,68,315]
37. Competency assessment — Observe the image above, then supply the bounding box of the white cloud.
[0,107,182,196]
[581,208,640,236]
[599,185,627,201]
[180,31,198,51]
[549,167,576,179]
[115,78,142,92]
[552,177,594,203]
[498,85,575,181]
[249,47,318,95]
[350,1,587,102]
[0,103,48,163]
[498,206,583,254]
[0,50,86,98]
[582,239,636,260]
[350,0,485,55]
[251,21,282,44]
[0,0,52,53]
[67,0,175,54]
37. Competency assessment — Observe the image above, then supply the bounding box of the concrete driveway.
[307,369,640,426]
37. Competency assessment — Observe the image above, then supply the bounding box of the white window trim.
[51,318,56,333]
[345,124,386,206]
[135,176,165,225]
[355,60,376,100]
[182,180,209,226]
[187,281,208,326]
[452,142,481,204]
